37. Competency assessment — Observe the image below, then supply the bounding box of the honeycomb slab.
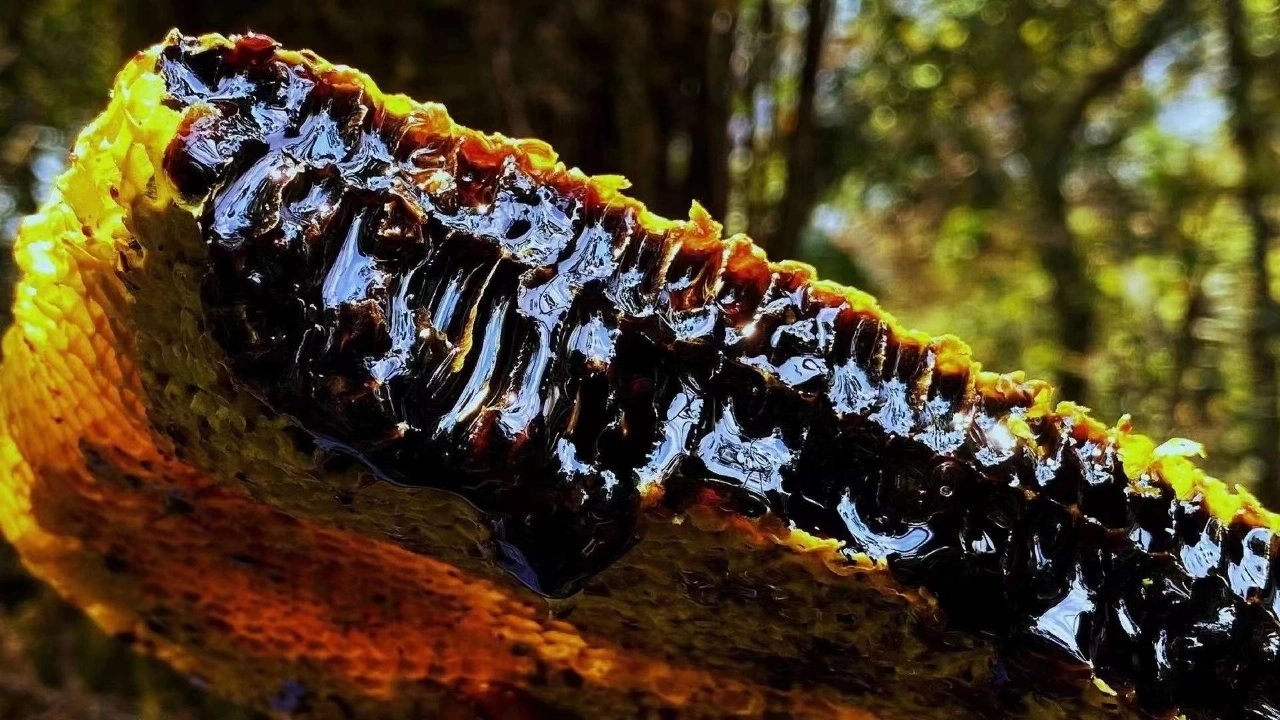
[1,31,1276,719]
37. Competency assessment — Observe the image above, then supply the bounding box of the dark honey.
[157,33,1280,719]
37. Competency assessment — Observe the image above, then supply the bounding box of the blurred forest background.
[1,0,1280,716]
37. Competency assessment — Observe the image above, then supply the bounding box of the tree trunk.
[1169,267,1207,426]
[1037,213,1096,404]
[1225,0,1280,504]
[769,0,832,261]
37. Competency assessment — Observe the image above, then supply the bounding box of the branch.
[1034,0,1190,195]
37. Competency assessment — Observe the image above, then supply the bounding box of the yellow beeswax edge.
[1,43,180,548]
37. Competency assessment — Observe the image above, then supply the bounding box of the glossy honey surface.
[3,31,1278,719]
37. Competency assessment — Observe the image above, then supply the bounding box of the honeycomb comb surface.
[2,31,1278,719]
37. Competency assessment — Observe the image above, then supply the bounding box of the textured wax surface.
[0,30,1277,720]
[158,33,1280,718]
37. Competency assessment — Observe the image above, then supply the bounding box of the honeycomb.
[2,30,1275,719]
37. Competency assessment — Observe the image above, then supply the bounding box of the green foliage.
[796,0,1280,496]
